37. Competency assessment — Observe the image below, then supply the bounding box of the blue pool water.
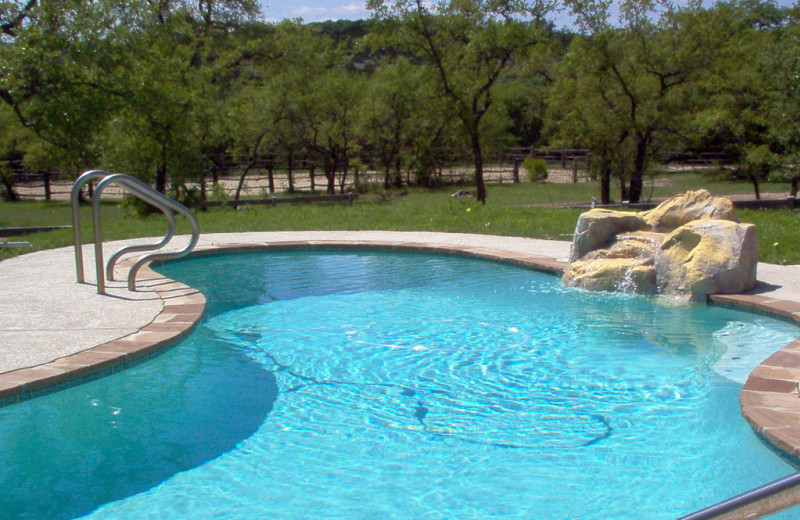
[1,250,799,519]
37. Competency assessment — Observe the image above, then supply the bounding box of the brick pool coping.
[1,239,799,461]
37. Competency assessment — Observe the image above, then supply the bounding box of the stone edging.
[709,293,800,460]
[1,240,799,463]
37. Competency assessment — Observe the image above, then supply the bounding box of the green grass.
[737,209,800,265]
[1,173,797,264]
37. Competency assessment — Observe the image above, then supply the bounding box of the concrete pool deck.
[1,231,800,457]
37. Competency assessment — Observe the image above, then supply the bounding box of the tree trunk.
[751,175,761,200]
[791,178,797,198]
[394,158,403,189]
[155,164,167,194]
[619,176,629,202]
[629,137,648,204]
[471,129,486,203]
[1,175,18,201]
[324,159,335,195]
[153,140,168,193]
[235,163,254,202]
[600,164,611,205]
[236,133,265,201]
[339,157,349,194]
[267,157,275,194]
[384,164,392,190]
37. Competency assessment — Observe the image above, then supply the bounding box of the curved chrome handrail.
[71,170,200,294]
[108,178,199,291]
[105,210,177,282]
[93,175,171,293]
[71,170,111,284]
[92,175,178,283]
[677,470,800,520]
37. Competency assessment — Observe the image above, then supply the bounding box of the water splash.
[615,266,638,294]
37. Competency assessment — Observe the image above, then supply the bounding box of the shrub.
[209,182,230,202]
[120,194,160,217]
[522,157,548,183]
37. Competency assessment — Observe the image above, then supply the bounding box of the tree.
[98,12,205,194]
[762,4,800,197]
[0,104,27,200]
[214,21,301,198]
[690,0,788,200]
[0,0,259,194]
[367,0,555,203]
[559,0,719,203]
[301,67,367,194]
[547,35,634,204]
[0,1,133,175]
[99,0,260,195]
[495,33,563,149]
[224,21,372,197]
[359,57,446,189]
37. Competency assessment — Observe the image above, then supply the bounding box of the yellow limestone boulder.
[569,208,650,262]
[655,220,758,301]
[563,190,758,301]
[563,233,658,294]
[641,189,738,231]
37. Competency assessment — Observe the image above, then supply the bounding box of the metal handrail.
[71,170,109,284]
[97,175,199,291]
[72,171,183,287]
[71,170,199,294]
[678,470,800,520]
[105,205,176,282]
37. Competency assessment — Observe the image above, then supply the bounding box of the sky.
[256,0,797,24]
[258,1,372,22]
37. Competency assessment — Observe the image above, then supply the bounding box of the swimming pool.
[1,249,799,519]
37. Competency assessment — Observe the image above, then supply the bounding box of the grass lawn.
[1,173,797,264]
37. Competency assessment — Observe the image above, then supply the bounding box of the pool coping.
[709,293,800,460]
[2,238,800,461]
[0,260,206,406]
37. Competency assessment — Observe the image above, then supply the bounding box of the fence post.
[513,158,521,183]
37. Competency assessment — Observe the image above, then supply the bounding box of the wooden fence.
[5,148,731,201]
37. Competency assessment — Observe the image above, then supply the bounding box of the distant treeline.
[1,0,798,204]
